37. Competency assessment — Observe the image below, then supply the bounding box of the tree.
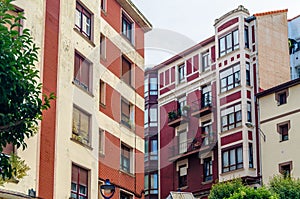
[209,178,244,199]
[0,0,54,182]
[269,176,300,199]
[209,178,278,199]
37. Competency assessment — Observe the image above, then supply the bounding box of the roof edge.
[117,0,152,32]
[153,35,215,70]
[256,78,300,98]
[254,9,288,17]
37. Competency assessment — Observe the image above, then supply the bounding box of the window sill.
[217,48,240,61]
[220,167,244,176]
[70,137,93,150]
[99,152,105,158]
[178,186,188,191]
[219,85,242,97]
[101,9,107,16]
[120,34,135,49]
[120,122,135,131]
[220,125,243,135]
[72,81,94,97]
[279,140,289,143]
[99,103,106,109]
[73,27,95,47]
[121,79,135,91]
[119,169,135,177]
[202,180,213,185]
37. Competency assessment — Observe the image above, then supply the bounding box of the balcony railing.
[168,134,216,161]
[167,109,189,127]
[191,97,212,118]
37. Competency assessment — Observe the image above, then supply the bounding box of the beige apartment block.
[257,78,300,184]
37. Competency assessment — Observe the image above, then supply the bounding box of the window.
[150,139,158,160]
[202,52,210,72]
[279,92,287,105]
[144,108,148,127]
[178,130,187,154]
[144,140,149,161]
[121,144,132,173]
[278,122,290,142]
[145,173,158,195]
[75,2,92,39]
[220,64,240,92]
[202,85,211,108]
[244,26,249,49]
[100,0,106,12]
[247,102,252,123]
[246,62,251,86]
[203,157,213,182]
[99,80,106,106]
[221,104,242,132]
[99,129,105,155]
[202,121,213,145]
[121,98,134,129]
[74,52,92,92]
[219,29,239,57]
[71,164,88,199]
[275,90,288,106]
[122,56,132,86]
[222,146,243,173]
[249,143,253,168]
[178,63,185,83]
[122,14,134,43]
[178,165,187,188]
[72,107,90,145]
[120,191,133,199]
[149,107,158,127]
[149,77,158,95]
[100,34,106,59]
[279,161,292,178]
[178,96,187,115]
[144,78,149,97]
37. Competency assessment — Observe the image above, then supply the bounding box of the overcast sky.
[131,0,300,67]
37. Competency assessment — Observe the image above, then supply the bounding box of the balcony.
[167,108,189,128]
[168,135,216,161]
[191,97,212,118]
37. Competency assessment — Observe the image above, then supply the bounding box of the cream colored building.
[257,78,300,184]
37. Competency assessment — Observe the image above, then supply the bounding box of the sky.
[131,0,300,67]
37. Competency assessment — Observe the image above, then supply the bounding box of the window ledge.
[99,103,106,109]
[73,27,95,47]
[101,9,107,16]
[72,81,94,97]
[119,169,135,177]
[219,85,242,97]
[70,137,93,150]
[178,186,188,191]
[217,48,240,61]
[220,125,243,135]
[220,167,244,176]
[202,180,213,185]
[120,34,135,48]
[120,122,135,131]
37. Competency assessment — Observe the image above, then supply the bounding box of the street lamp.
[245,122,266,142]
[100,179,115,199]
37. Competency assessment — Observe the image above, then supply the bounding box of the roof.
[117,0,152,32]
[288,14,300,22]
[254,9,288,17]
[256,78,300,98]
[166,192,195,199]
[153,35,215,70]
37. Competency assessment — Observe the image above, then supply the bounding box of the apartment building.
[1,0,151,198]
[144,69,159,199]
[257,78,300,184]
[147,5,290,199]
[288,15,300,79]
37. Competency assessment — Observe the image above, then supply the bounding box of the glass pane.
[220,37,225,52]
[71,182,77,192]
[230,149,236,165]
[237,147,243,163]
[79,185,87,195]
[233,30,239,47]
[75,9,81,27]
[223,151,228,167]
[226,34,232,51]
